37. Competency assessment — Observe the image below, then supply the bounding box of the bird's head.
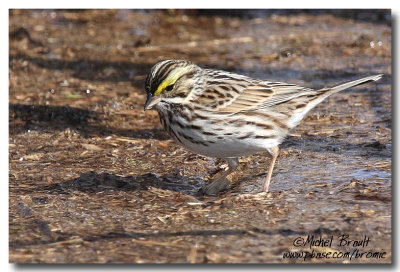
[144,59,200,110]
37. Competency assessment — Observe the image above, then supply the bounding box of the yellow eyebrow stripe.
[153,66,193,96]
[154,78,174,96]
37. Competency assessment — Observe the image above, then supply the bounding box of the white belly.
[183,137,279,158]
[157,106,283,158]
[168,121,281,158]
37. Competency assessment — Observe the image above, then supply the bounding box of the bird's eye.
[165,84,174,92]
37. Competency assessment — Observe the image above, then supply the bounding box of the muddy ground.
[9,9,391,263]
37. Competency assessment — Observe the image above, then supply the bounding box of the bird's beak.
[144,93,161,110]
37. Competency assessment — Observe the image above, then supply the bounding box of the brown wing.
[198,81,316,114]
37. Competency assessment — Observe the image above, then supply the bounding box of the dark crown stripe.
[153,61,177,90]
[156,60,176,79]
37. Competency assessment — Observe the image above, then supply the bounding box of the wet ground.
[9,9,391,263]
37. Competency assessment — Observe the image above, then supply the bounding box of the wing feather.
[195,70,317,114]
[215,83,315,113]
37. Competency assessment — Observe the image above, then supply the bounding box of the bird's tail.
[322,74,382,97]
[287,74,382,128]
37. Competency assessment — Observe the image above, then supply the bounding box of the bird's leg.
[262,146,279,192]
[200,158,239,196]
